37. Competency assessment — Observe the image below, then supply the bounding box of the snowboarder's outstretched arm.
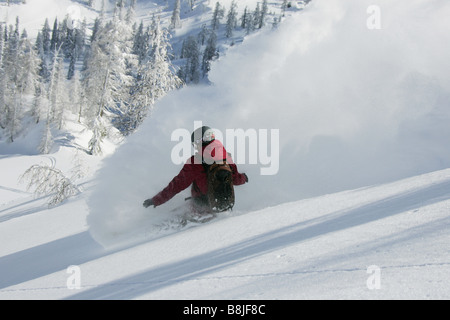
[143,156,199,208]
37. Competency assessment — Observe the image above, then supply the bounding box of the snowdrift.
[87,0,450,247]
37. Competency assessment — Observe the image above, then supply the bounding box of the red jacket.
[152,140,247,207]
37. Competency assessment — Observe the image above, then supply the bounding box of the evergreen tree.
[87,116,107,156]
[281,0,288,17]
[241,7,249,29]
[68,70,82,121]
[253,3,261,31]
[0,24,3,66]
[211,2,224,31]
[179,36,200,84]
[39,115,53,154]
[90,17,101,43]
[198,24,209,46]
[82,9,137,153]
[41,18,51,55]
[259,0,269,29]
[0,25,6,130]
[133,20,148,64]
[170,0,181,30]
[35,31,50,81]
[75,19,87,58]
[115,0,125,19]
[0,18,38,142]
[60,17,71,58]
[67,48,76,80]
[225,0,238,38]
[50,18,59,52]
[2,18,22,142]
[126,16,182,134]
[17,29,40,97]
[31,79,45,124]
[66,18,86,80]
[202,30,218,77]
[126,0,137,25]
[244,7,253,34]
[66,24,76,80]
[47,50,67,130]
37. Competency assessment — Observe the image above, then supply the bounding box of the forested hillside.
[0,0,291,155]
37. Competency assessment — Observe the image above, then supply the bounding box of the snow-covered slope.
[1,162,450,299]
[0,0,99,38]
[1,0,450,300]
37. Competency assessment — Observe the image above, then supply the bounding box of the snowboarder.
[143,126,248,213]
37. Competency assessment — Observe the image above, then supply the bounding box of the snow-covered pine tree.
[75,19,87,59]
[133,21,148,64]
[145,16,182,100]
[36,44,62,154]
[47,49,67,130]
[2,18,23,142]
[31,80,45,124]
[211,1,224,31]
[41,18,51,55]
[35,31,50,81]
[198,24,209,46]
[125,16,182,134]
[179,36,200,84]
[202,29,218,77]
[60,17,72,58]
[244,7,254,34]
[67,49,76,80]
[0,17,40,142]
[170,0,182,30]
[252,3,261,31]
[0,24,4,68]
[50,18,59,53]
[82,5,137,154]
[281,0,288,17]
[126,0,137,25]
[87,116,107,156]
[259,0,269,29]
[225,0,238,38]
[39,115,53,154]
[66,18,86,80]
[18,30,40,98]
[76,70,88,124]
[0,25,5,132]
[35,32,44,71]
[90,17,101,43]
[68,69,82,119]
[240,6,249,29]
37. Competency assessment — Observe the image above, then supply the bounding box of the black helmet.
[191,126,215,146]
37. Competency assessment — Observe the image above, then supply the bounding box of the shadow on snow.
[63,179,450,299]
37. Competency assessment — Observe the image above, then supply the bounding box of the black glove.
[244,173,249,183]
[143,198,154,208]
